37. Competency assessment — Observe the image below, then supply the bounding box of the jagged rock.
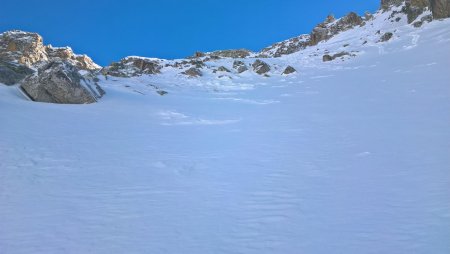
[0,30,47,66]
[45,46,100,70]
[325,14,336,23]
[102,57,163,77]
[310,26,329,46]
[310,12,363,46]
[194,51,205,58]
[405,0,430,23]
[380,32,394,42]
[323,52,351,62]
[20,61,104,104]
[259,34,311,57]
[232,60,248,73]
[282,66,297,75]
[381,0,405,9]
[182,67,202,77]
[0,61,34,85]
[430,0,450,19]
[210,49,251,58]
[365,11,374,20]
[252,60,270,74]
[0,30,99,71]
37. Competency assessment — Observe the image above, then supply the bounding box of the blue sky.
[1,0,379,66]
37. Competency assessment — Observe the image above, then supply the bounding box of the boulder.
[182,67,202,77]
[20,61,104,104]
[0,61,34,85]
[323,54,333,62]
[282,66,297,75]
[252,60,270,74]
[323,52,351,62]
[412,14,433,27]
[232,60,248,73]
[217,66,230,72]
[379,32,394,42]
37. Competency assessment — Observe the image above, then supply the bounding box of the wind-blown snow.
[0,13,449,254]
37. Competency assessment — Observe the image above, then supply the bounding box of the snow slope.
[1,13,450,254]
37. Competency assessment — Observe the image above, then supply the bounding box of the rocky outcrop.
[182,67,202,77]
[0,30,47,66]
[252,60,270,75]
[259,34,311,57]
[233,60,248,73]
[430,0,450,19]
[102,57,163,77]
[209,49,252,58]
[310,12,363,46]
[405,0,431,23]
[412,14,434,26]
[190,49,252,59]
[0,30,99,71]
[214,66,230,73]
[381,0,405,9]
[323,52,351,62]
[0,61,34,85]
[46,46,100,70]
[382,0,450,22]
[282,66,297,75]
[21,61,104,104]
[379,32,394,42]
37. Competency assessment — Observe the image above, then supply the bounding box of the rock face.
[0,30,99,71]
[21,61,104,104]
[102,57,163,77]
[430,0,450,18]
[0,61,34,85]
[282,66,297,75]
[252,60,270,75]
[310,12,363,46]
[382,0,450,22]
[405,0,432,23]
[0,31,47,66]
[381,0,405,9]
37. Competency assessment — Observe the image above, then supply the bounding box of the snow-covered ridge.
[0,0,449,104]
[100,0,448,79]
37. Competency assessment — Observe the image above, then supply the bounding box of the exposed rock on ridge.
[0,30,100,71]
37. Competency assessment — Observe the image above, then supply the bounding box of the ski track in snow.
[0,12,450,254]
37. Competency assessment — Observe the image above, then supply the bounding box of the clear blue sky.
[1,0,379,66]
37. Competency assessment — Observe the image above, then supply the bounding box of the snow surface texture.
[1,10,450,254]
